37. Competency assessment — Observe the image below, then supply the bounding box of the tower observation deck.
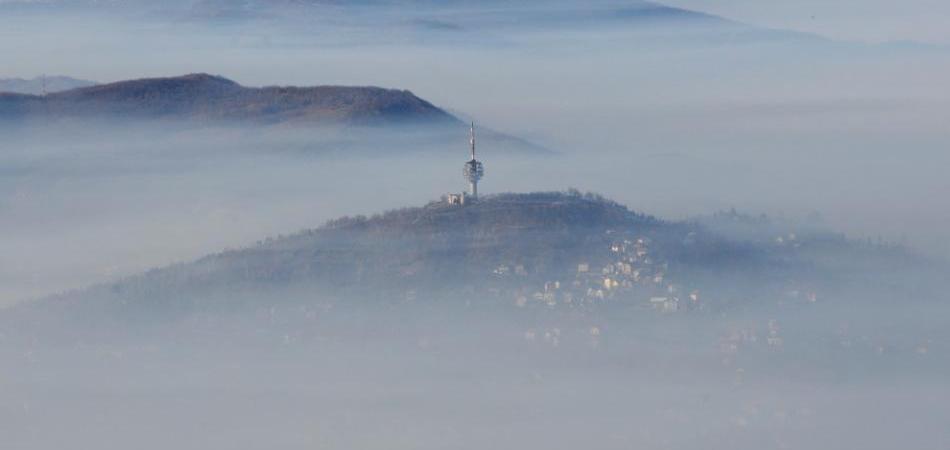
[463,122,485,199]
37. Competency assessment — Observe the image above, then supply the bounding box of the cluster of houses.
[500,235,704,314]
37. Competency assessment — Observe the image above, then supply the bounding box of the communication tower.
[463,122,485,199]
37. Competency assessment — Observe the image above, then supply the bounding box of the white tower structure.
[463,122,485,199]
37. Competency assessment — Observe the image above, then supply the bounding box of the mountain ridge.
[0,0,818,44]
[5,190,935,344]
[0,73,458,126]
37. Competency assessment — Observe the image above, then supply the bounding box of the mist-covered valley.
[2,184,947,449]
[2,1,950,449]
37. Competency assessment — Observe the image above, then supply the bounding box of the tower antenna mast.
[470,122,476,160]
[462,122,485,200]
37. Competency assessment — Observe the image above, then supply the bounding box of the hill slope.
[0,73,458,126]
[5,191,937,342]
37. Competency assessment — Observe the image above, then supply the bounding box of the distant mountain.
[185,0,725,22]
[0,73,457,126]
[0,0,822,45]
[0,76,97,95]
[183,0,776,42]
[4,191,935,342]
[0,0,728,23]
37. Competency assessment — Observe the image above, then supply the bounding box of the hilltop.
[4,191,936,343]
[0,73,457,126]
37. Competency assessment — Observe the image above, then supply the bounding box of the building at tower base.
[445,192,467,206]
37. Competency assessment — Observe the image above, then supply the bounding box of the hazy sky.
[667,0,950,44]
[2,6,949,448]
[2,1,950,305]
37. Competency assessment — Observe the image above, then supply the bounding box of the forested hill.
[2,192,936,342]
[0,73,457,126]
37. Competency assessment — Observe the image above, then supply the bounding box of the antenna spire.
[470,122,476,160]
[462,121,484,200]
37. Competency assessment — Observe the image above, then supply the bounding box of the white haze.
[2,289,949,450]
[1,5,949,305]
[665,0,950,44]
[0,3,948,450]
[5,120,947,305]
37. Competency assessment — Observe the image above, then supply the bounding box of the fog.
[3,286,948,449]
[3,115,948,305]
[665,0,950,44]
[2,2,949,284]
[1,2,949,449]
